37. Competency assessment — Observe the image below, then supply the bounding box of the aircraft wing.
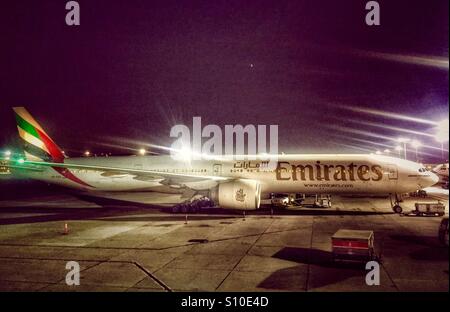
[0,162,45,172]
[0,158,230,183]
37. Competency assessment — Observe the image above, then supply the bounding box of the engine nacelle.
[210,179,261,210]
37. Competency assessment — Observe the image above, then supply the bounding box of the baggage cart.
[332,229,375,262]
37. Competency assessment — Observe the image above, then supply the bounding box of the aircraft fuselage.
[15,154,438,196]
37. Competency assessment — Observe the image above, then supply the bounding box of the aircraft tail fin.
[12,107,65,162]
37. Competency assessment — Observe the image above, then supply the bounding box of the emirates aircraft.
[2,107,438,214]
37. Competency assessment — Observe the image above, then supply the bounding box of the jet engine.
[210,179,261,210]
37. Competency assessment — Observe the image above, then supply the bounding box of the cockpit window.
[418,168,427,173]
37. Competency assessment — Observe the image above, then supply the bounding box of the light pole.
[435,119,448,162]
[436,138,446,160]
[395,145,402,158]
[397,138,410,160]
[411,140,421,162]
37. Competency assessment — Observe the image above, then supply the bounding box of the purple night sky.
[0,0,448,162]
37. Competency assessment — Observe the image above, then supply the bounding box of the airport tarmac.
[0,179,448,292]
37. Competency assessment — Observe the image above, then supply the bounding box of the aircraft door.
[387,164,398,180]
[213,164,222,176]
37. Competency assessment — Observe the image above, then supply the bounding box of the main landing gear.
[389,193,403,214]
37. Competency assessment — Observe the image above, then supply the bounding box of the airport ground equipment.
[409,190,427,198]
[292,194,332,208]
[331,229,375,262]
[270,194,289,207]
[438,216,449,246]
[314,194,332,208]
[402,202,446,217]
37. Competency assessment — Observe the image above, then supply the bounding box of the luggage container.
[332,229,375,262]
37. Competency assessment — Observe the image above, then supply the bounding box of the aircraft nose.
[420,172,439,188]
[430,172,439,185]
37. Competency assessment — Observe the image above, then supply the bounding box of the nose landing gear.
[390,193,403,214]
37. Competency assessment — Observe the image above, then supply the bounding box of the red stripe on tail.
[53,167,93,188]
[35,128,64,162]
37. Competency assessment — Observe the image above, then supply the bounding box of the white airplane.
[2,107,439,214]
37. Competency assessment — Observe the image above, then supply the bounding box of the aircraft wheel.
[393,205,403,214]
